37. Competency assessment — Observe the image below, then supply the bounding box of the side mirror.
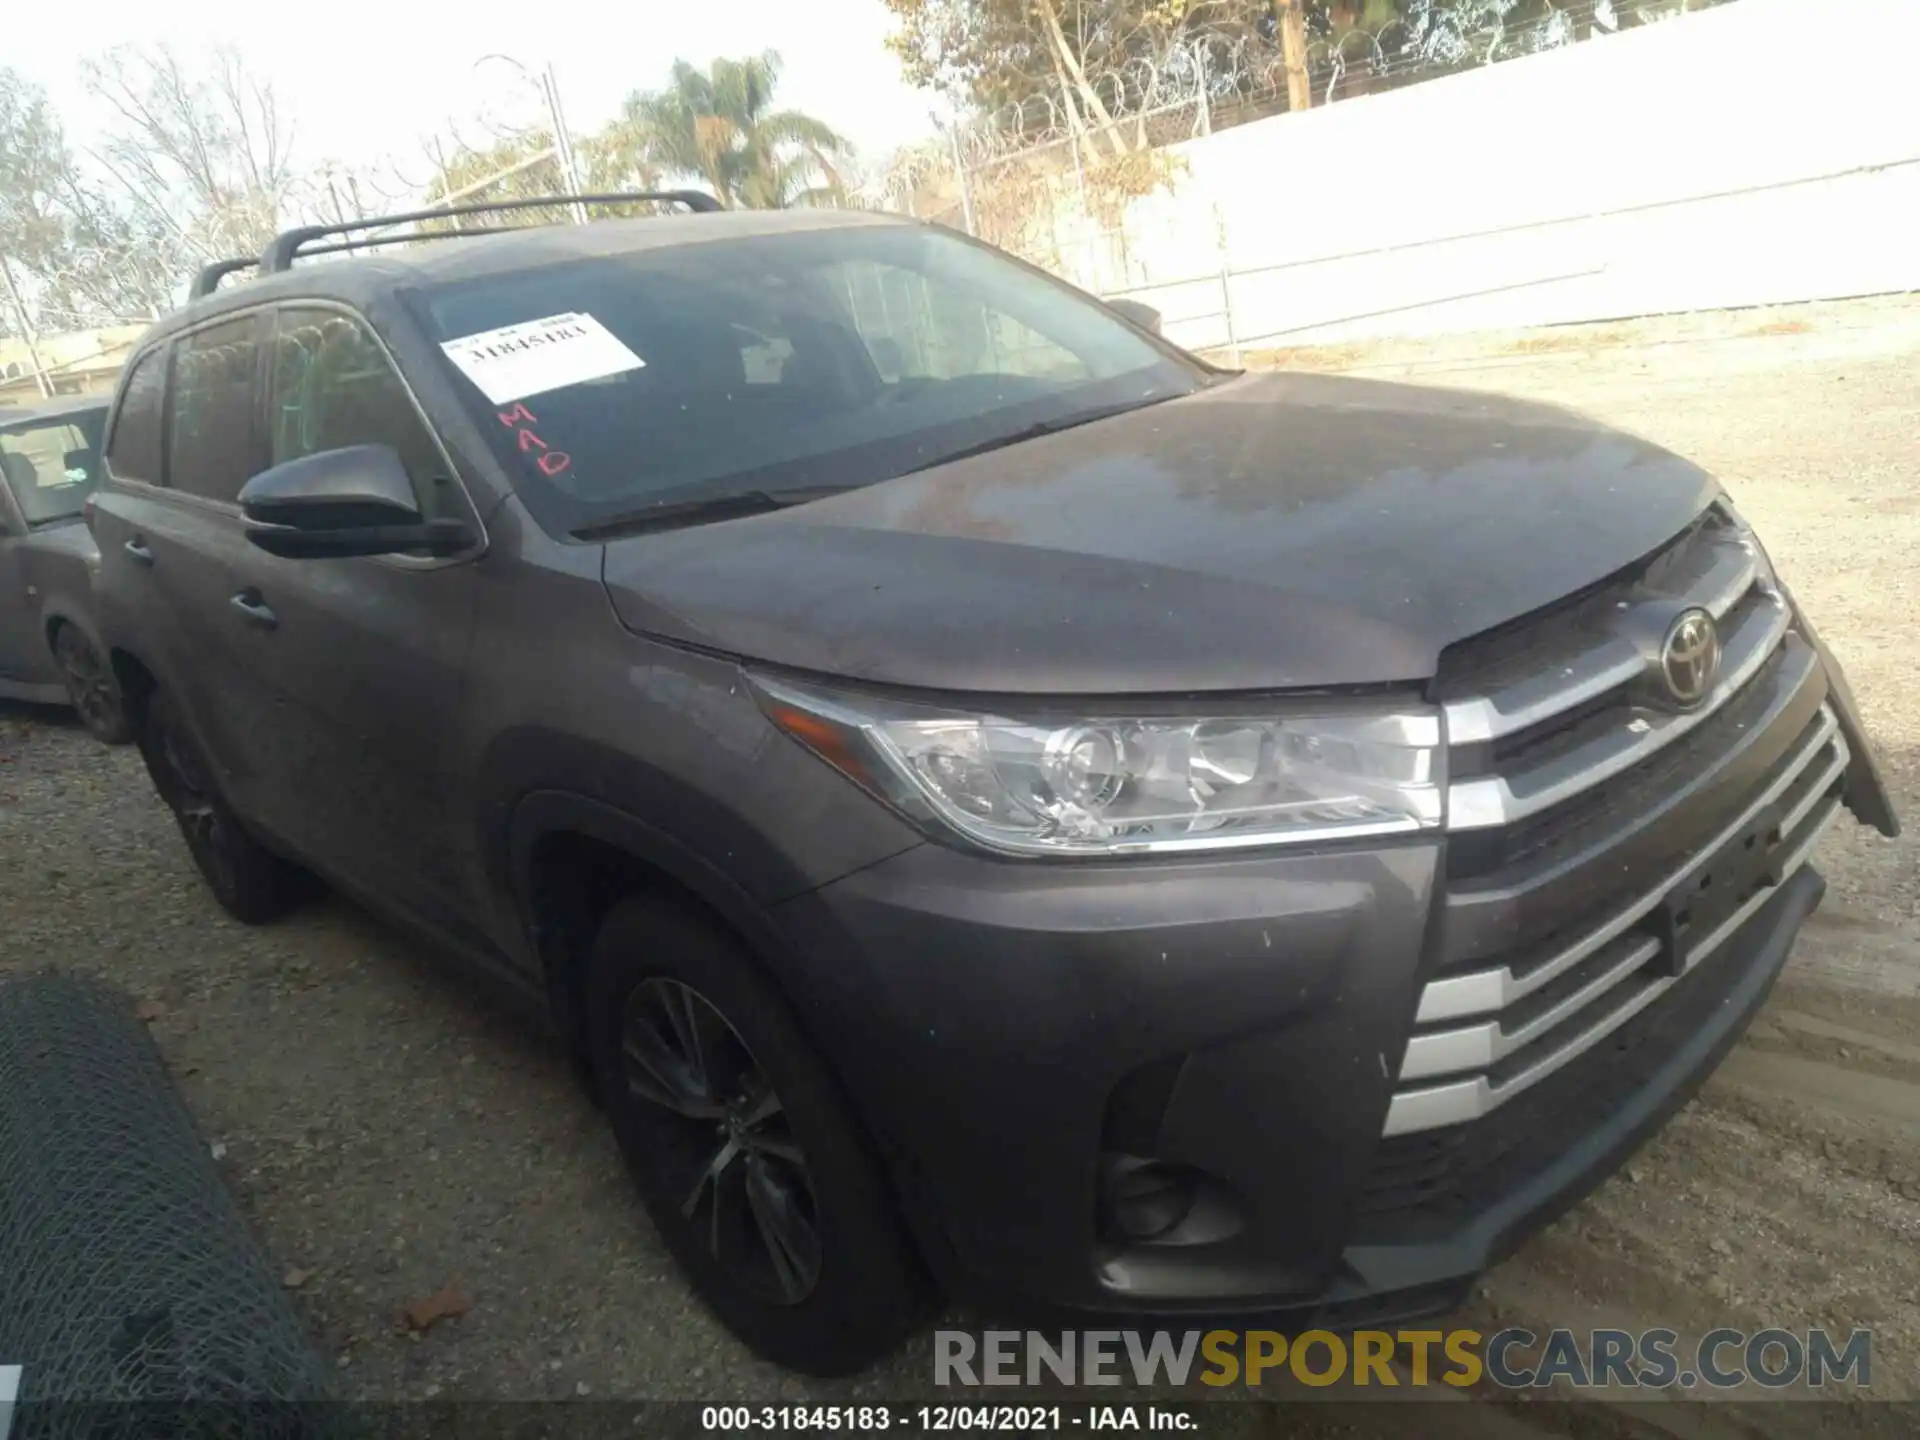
[1107,298,1163,336]
[239,445,472,559]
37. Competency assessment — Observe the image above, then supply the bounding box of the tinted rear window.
[105,346,166,484]
[167,316,264,504]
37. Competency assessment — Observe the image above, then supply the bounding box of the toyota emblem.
[1661,608,1721,708]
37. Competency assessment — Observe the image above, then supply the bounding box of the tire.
[136,688,309,925]
[586,894,927,1375]
[51,622,135,745]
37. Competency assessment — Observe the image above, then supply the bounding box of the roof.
[0,392,112,428]
[153,208,916,341]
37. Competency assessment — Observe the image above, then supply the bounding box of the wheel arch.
[507,791,805,1066]
[506,790,955,1289]
[106,644,161,727]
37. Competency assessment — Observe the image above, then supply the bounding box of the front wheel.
[587,895,927,1375]
[136,689,309,924]
[52,623,134,744]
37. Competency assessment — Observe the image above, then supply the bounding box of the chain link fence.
[853,0,1742,359]
[0,972,335,1435]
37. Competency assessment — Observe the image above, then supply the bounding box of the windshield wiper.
[571,485,855,541]
[901,396,1169,475]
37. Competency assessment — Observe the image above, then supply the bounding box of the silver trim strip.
[1384,795,1845,1137]
[1696,543,1762,621]
[1441,537,1759,748]
[1398,935,1661,1081]
[1417,706,1843,1025]
[1444,642,1642,747]
[1448,593,1794,830]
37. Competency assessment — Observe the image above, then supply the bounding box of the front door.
[221,304,485,945]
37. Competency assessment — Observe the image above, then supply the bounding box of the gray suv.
[89,194,1899,1375]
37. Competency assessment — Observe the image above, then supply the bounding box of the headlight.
[752,676,1443,857]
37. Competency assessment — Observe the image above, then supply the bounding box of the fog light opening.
[1099,1156,1200,1242]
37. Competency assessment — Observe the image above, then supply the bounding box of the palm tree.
[609,52,852,210]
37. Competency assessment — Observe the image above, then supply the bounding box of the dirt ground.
[2,293,1917,1435]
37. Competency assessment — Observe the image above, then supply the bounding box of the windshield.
[0,407,107,527]
[409,223,1203,534]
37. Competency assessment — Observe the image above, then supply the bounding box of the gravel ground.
[1,294,1917,1435]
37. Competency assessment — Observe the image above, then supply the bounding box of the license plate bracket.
[1647,801,1786,978]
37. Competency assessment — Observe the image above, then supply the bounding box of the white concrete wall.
[1083,0,1920,351]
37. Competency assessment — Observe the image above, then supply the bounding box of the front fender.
[505,787,798,974]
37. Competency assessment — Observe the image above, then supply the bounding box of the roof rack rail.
[257,191,722,276]
[191,257,259,300]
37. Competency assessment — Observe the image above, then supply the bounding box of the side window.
[105,345,167,484]
[270,308,455,519]
[0,412,105,527]
[167,317,265,504]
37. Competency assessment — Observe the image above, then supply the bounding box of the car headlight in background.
[752,676,1443,857]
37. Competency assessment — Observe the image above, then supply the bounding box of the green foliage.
[599,52,852,210]
[421,53,853,216]
[882,0,1741,119]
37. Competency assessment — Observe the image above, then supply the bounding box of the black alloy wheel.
[621,978,824,1304]
[136,689,307,924]
[52,625,133,744]
[587,894,926,1375]
[155,709,242,901]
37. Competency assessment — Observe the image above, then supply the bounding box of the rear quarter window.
[167,317,266,505]
[105,344,167,484]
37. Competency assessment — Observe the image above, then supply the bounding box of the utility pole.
[0,256,54,399]
[541,64,590,225]
[948,124,977,236]
[1272,0,1313,112]
[477,54,590,224]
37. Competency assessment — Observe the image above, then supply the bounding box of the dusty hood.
[601,371,1719,696]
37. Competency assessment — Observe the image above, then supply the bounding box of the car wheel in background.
[135,688,309,924]
[51,623,134,745]
[586,893,928,1376]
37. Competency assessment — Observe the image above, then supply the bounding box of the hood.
[600,371,1718,697]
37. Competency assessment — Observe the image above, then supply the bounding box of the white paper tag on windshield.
[439,312,645,404]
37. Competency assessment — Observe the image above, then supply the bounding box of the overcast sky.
[9,0,942,196]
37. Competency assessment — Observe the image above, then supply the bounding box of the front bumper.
[778,840,1440,1314]
[777,836,1824,1323]
[772,641,1890,1321]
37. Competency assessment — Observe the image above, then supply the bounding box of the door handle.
[229,590,278,630]
[124,539,154,566]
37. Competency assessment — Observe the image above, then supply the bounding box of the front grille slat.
[1372,504,1832,1190]
[1417,703,1841,1026]
[1398,933,1660,1082]
[1385,790,1845,1138]
[1448,585,1792,830]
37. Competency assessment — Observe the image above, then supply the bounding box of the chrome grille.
[1386,506,1836,1138]
[1389,710,1844,1136]
[1444,510,1790,829]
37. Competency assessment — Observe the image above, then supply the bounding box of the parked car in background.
[90,195,1898,1376]
[0,396,132,743]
